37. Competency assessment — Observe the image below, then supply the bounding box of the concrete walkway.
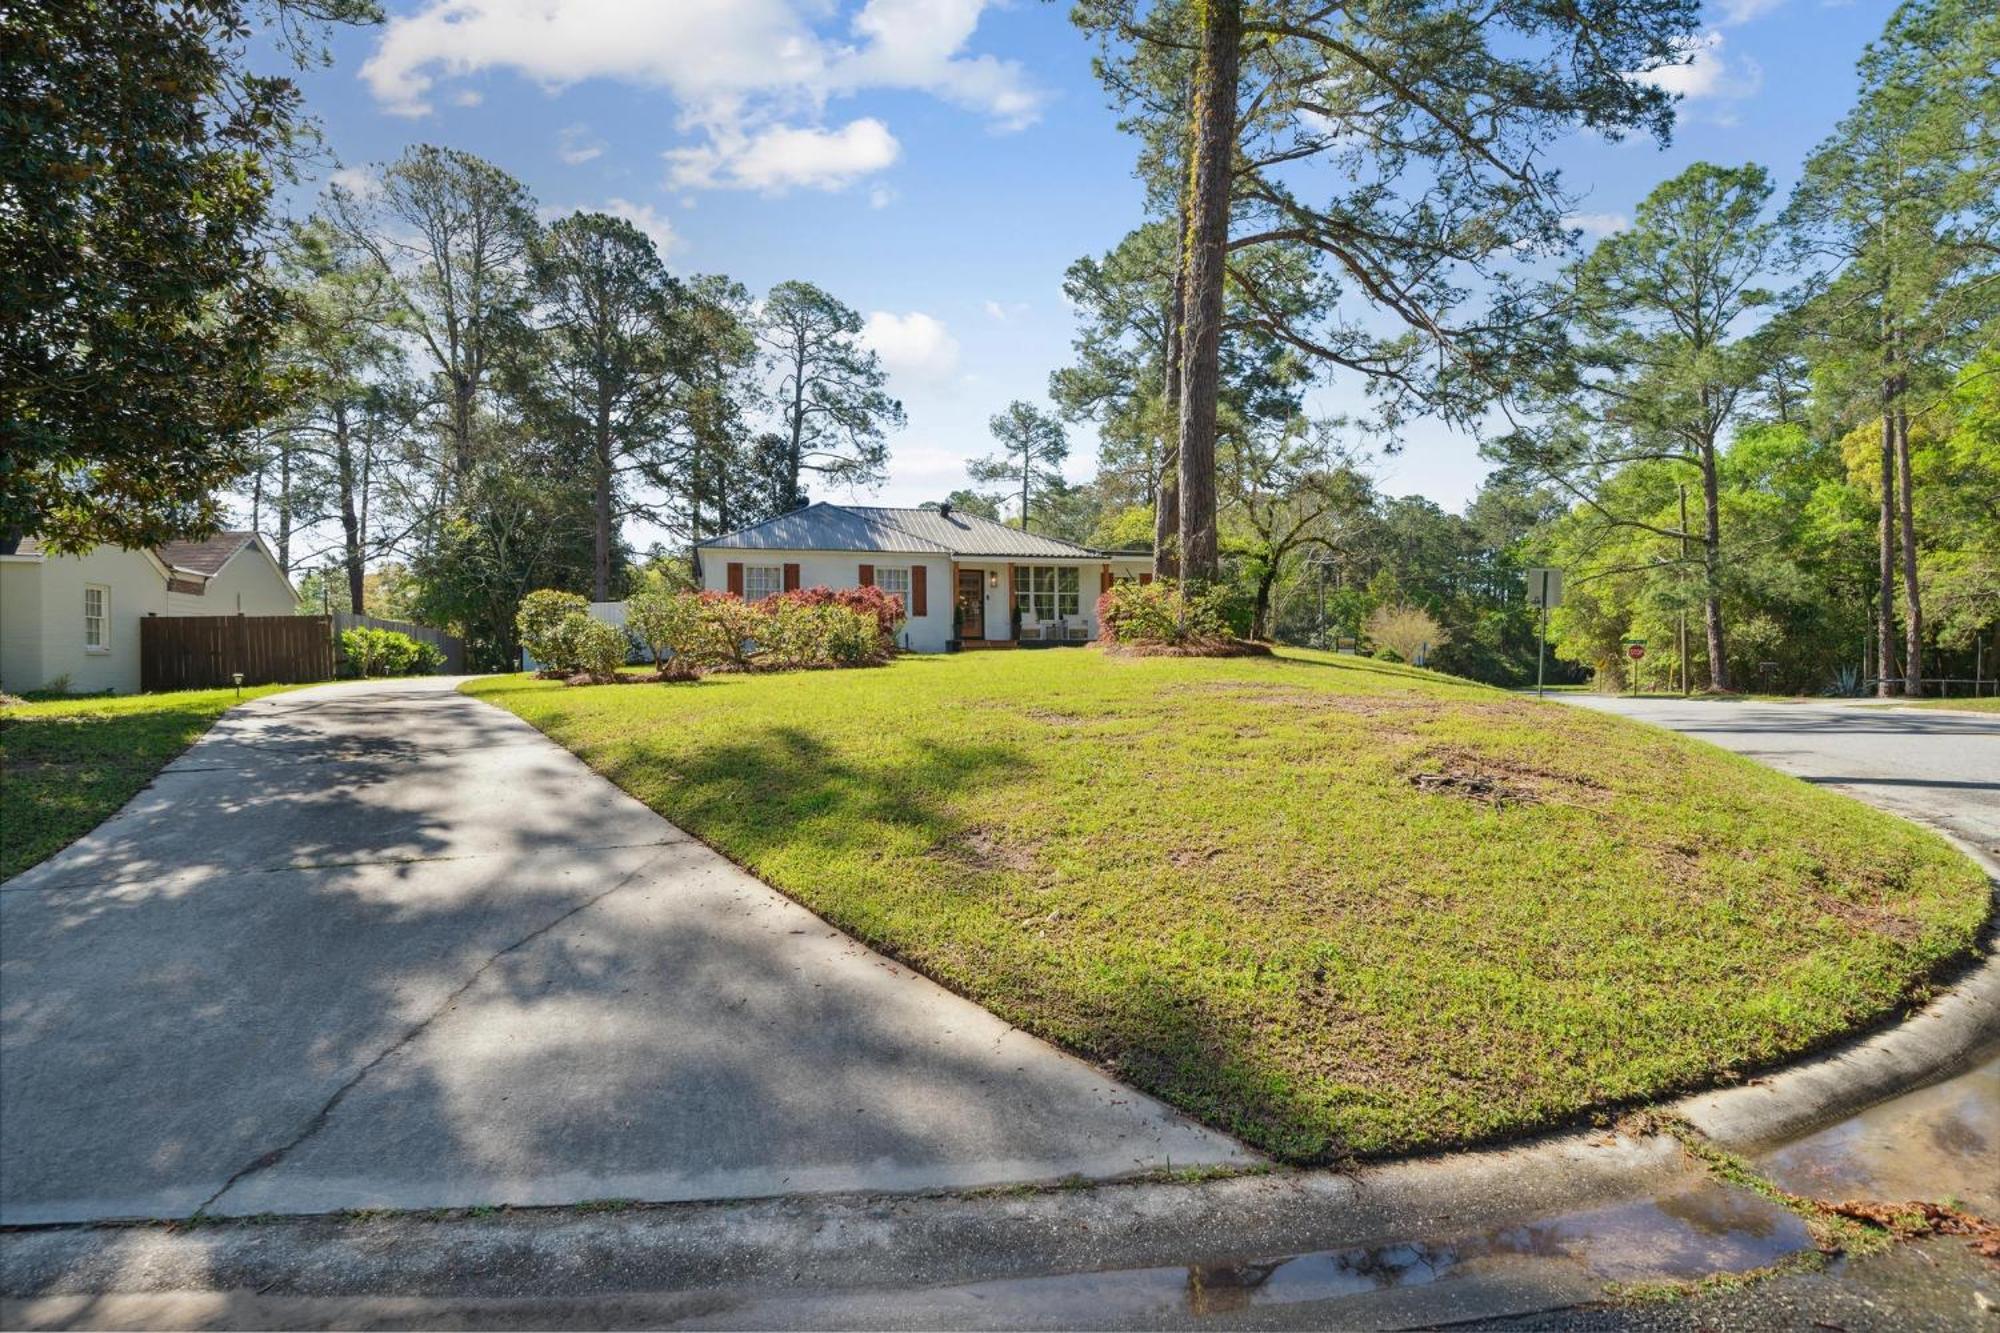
[0,678,1245,1226]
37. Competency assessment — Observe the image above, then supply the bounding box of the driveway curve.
[0,677,1245,1226]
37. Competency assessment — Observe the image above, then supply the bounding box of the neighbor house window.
[875,566,911,607]
[744,565,783,601]
[84,585,108,651]
[1015,566,1080,621]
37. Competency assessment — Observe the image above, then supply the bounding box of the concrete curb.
[1674,829,2000,1151]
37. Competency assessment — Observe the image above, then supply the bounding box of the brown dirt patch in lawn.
[1403,745,1610,811]
[1813,894,1924,944]
[940,826,1037,875]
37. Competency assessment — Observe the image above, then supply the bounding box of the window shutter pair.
[783,563,801,592]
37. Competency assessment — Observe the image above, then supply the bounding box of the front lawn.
[0,686,293,879]
[465,650,1990,1161]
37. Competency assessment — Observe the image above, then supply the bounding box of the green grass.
[464,650,1991,1162]
[1,686,294,879]
[1896,696,2000,713]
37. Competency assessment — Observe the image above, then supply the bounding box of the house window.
[875,566,911,609]
[84,585,108,652]
[744,565,783,601]
[1014,566,1080,622]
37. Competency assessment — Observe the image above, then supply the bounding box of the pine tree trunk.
[1700,438,1729,691]
[335,404,364,614]
[593,413,613,603]
[1895,402,1922,697]
[1876,404,1898,698]
[1175,0,1240,587]
[276,444,292,575]
[1156,203,1187,580]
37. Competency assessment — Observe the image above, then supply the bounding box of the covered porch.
[948,557,1152,649]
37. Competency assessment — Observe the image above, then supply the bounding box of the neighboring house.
[0,532,300,694]
[694,503,1153,653]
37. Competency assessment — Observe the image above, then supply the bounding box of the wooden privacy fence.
[332,612,465,674]
[141,614,336,692]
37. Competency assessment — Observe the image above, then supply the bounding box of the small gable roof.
[154,531,259,576]
[698,502,1111,560]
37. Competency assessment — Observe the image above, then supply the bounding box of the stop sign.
[1627,643,1646,661]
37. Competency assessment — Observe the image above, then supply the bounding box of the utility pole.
[1678,483,1691,697]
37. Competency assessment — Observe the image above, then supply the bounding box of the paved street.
[0,678,1244,1226]
[1549,695,2000,865]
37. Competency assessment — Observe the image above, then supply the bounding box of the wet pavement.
[1760,1055,1999,1217]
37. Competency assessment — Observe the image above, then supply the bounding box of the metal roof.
[697,502,1114,559]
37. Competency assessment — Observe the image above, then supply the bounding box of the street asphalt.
[1548,694,2000,865]
[0,677,1245,1226]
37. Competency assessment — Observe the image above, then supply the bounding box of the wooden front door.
[956,569,986,639]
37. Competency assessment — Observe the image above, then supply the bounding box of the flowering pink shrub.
[1097,579,1244,652]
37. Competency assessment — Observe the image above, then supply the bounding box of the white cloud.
[868,184,896,209]
[558,123,605,165]
[1634,31,1763,103]
[1717,0,1785,22]
[328,165,382,199]
[982,299,1028,321]
[666,118,900,194]
[451,88,484,107]
[863,310,960,385]
[358,0,1041,191]
[1565,212,1630,238]
[602,198,679,255]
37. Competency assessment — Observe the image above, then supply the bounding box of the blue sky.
[279,0,1894,520]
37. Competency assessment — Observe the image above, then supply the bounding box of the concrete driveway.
[0,678,1245,1226]
[1549,695,2000,863]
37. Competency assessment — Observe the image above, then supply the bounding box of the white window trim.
[874,566,912,608]
[84,583,110,653]
[744,565,784,602]
[1014,565,1081,623]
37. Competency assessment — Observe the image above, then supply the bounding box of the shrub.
[773,585,905,649]
[691,592,766,668]
[340,627,441,678]
[1364,604,1448,666]
[624,585,705,672]
[517,589,589,675]
[559,613,629,682]
[1097,579,1236,649]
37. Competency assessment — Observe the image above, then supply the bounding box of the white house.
[694,503,1153,653]
[0,532,299,694]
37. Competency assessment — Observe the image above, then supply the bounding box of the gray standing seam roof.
[698,502,1114,559]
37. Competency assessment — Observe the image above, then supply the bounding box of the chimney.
[938,501,953,518]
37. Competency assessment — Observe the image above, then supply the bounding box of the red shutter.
[858,563,874,587]
[1139,572,1154,586]
[783,562,800,592]
[912,565,928,616]
[1100,567,1113,594]
[726,562,744,596]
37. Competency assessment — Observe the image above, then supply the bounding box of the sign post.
[1624,639,1647,695]
[1525,568,1563,698]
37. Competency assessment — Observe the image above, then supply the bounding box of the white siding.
[0,557,45,693]
[10,547,173,693]
[198,544,300,616]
